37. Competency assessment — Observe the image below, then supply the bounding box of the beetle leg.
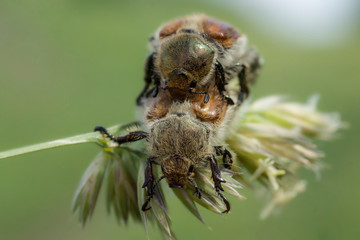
[237,64,249,104]
[208,155,230,213]
[189,90,210,104]
[237,47,261,105]
[142,158,155,211]
[215,60,235,105]
[188,80,210,104]
[142,176,165,211]
[216,187,231,214]
[214,146,233,169]
[188,176,201,199]
[94,126,148,145]
[141,158,165,211]
[137,53,162,105]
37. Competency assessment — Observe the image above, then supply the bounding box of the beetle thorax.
[158,34,215,91]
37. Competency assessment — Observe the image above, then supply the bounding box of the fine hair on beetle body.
[95,14,262,214]
[136,14,261,106]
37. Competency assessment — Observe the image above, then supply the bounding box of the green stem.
[0,124,125,160]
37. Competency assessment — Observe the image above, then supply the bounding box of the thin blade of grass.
[172,188,205,223]
[0,124,126,160]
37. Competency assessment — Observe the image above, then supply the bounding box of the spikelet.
[70,95,344,238]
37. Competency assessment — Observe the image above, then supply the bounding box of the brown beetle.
[96,14,261,213]
[136,14,261,106]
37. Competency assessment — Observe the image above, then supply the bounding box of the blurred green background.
[0,0,359,239]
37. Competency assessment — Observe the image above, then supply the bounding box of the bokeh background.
[0,0,359,239]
